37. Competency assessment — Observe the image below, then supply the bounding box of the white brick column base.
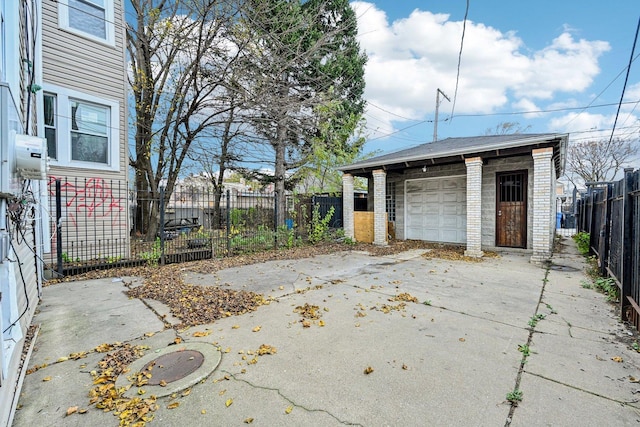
[372,169,388,246]
[464,157,483,257]
[342,174,355,240]
[531,147,553,263]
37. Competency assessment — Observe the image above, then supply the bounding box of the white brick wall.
[531,148,553,263]
[372,169,387,245]
[465,157,483,257]
[342,174,355,240]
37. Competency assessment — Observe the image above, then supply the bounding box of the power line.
[449,0,469,121]
[608,15,640,145]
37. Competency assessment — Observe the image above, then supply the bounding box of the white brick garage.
[405,176,467,243]
[339,134,568,263]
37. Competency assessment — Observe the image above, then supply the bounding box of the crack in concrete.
[505,265,551,427]
[221,370,364,426]
[122,280,174,329]
[523,370,640,409]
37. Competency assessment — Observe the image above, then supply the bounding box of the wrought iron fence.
[576,169,640,329]
[47,178,343,277]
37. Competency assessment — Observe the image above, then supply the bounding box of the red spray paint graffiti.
[48,176,127,227]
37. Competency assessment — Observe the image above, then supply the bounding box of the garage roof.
[338,133,569,176]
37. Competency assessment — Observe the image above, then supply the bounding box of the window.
[386,181,396,222]
[71,100,109,163]
[44,93,57,159]
[59,0,114,45]
[41,84,119,171]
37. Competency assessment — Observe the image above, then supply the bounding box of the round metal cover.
[143,350,204,385]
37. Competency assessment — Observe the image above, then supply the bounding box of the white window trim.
[58,0,115,46]
[39,84,120,172]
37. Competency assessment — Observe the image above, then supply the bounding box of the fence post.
[621,168,635,318]
[159,187,166,266]
[55,179,63,277]
[600,184,613,276]
[274,192,278,249]
[226,190,231,256]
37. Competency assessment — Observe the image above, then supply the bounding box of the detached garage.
[338,133,568,263]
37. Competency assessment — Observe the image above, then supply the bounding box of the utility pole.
[433,88,450,142]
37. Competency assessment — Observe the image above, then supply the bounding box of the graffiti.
[48,176,127,227]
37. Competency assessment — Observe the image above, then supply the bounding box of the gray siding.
[42,0,127,182]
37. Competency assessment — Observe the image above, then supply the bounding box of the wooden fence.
[576,168,640,328]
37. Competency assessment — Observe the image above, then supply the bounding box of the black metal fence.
[576,168,640,329]
[47,177,343,277]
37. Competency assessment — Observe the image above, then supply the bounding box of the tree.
[238,0,366,226]
[127,0,242,239]
[484,121,531,135]
[566,138,638,184]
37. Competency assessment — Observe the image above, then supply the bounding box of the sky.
[352,1,640,156]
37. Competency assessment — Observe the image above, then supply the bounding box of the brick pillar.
[464,157,483,257]
[372,169,387,246]
[342,173,355,240]
[531,147,554,263]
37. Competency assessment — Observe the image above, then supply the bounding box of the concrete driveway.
[12,240,640,426]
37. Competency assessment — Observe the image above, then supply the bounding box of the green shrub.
[307,205,335,244]
[573,232,590,255]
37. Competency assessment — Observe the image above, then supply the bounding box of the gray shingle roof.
[338,133,568,173]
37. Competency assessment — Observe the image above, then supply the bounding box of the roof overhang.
[339,134,568,178]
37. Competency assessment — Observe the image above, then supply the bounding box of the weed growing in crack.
[545,303,557,314]
[581,280,592,289]
[517,344,530,357]
[423,300,432,306]
[506,389,523,405]
[528,313,546,328]
[632,342,639,352]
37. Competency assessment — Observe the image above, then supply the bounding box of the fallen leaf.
[252,326,261,332]
[167,402,180,409]
[145,332,155,337]
[459,338,466,342]
[43,376,52,382]
[192,331,210,337]
[159,380,168,387]
[612,356,624,363]
[66,406,78,416]
[279,286,284,290]
[244,418,254,424]
[630,376,640,383]
[285,405,293,414]
[318,320,326,327]
[225,398,233,407]
[174,337,183,345]
[138,389,146,395]
[219,389,226,396]
[201,409,207,414]
[232,325,240,329]
[302,320,311,328]
[57,357,68,363]
[595,355,605,361]
[78,408,87,414]
[355,322,361,327]
[364,366,374,375]
[402,364,408,370]
[182,388,191,397]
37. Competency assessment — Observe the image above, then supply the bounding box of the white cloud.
[351,1,610,137]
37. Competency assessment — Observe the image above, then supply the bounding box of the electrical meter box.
[15,134,47,180]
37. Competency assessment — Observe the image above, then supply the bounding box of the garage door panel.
[405,176,467,243]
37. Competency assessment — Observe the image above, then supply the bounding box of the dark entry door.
[496,171,527,248]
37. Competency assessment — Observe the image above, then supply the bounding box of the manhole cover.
[549,264,580,272]
[143,350,204,385]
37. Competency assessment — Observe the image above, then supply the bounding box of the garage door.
[405,176,467,243]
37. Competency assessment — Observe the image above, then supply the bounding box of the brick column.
[531,147,554,263]
[464,157,483,257]
[372,169,387,246]
[342,173,355,240]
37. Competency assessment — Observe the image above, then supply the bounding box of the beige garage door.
[405,176,467,243]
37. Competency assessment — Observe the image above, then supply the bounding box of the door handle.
[498,210,502,216]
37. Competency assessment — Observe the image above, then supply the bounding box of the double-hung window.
[42,85,119,171]
[59,0,114,45]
